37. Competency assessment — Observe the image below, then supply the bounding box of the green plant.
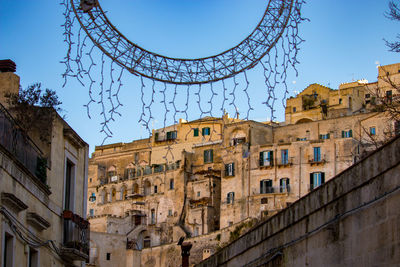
[6,83,62,143]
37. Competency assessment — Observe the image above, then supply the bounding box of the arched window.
[144,180,151,196]
[133,183,139,194]
[227,192,235,204]
[143,236,151,248]
[111,188,117,202]
[120,185,127,200]
[100,190,106,204]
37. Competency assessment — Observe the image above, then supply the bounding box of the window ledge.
[1,192,28,213]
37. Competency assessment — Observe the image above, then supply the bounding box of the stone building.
[87,63,400,266]
[0,60,90,267]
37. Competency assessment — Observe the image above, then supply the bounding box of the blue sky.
[0,0,399,153]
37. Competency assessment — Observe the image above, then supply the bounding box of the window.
[204,149,213,163]
[144,181,151,196]
[259,151,273,167]
[261,198,268,204]
[260,179,273,194]
[89,192,96,202]
[342,129,353,138]
[144,237,151,248]
[225,163,235,176]
[280,178,290,193]
[154,185,158,194]
[3,232,14,267]
[193,128,199,137]
[28,247,39,267]
[169,179,174,190]
[293,107,296,113]
[310,172,325,190]
[202,127,210,136]
[319,133,330,140]
[64,160,75,210]
[227,192,235,204]
[134,152,139,164]
[89,209,94,217]
[151,209,156,224]
[395,121,400,136]
[281,149,288,165]
[154,132,159,141]
[365,94,370,98]
[166,130,177,140]
[370,127,376,136]
[339,98,342,104]
[296,137,307,141]
[106,253,111,261]
[194,227,199,237]
[232,137,245,146]
[197,191,200,197]
[168,209,172,217]
[313,147,321,162]
[386,90,393,103]
[127,168,136,179]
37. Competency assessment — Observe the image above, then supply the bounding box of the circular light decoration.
[61,0,306,142]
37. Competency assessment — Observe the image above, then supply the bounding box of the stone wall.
[197,136,400,266]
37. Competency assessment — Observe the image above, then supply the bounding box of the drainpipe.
[298,146,302,199]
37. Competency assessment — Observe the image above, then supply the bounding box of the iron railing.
[0,103,44,183]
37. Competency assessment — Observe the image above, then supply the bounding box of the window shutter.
[349,129,353,137]
[327,133,330,139]
[232,163,235,176]
[321,172,325,184]
[194,128,199,136]
[279,178,283,187]
[210,150,213,162]
[202,128,205,136]
[225,164,228,176]
[259,152,264,166]
[287,178,290,185]
[204,150,207,163]
[341,131,344,138]
[310,173,314,189]
[260,180,263,194]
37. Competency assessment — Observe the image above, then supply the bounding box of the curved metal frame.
[70,0,294,85]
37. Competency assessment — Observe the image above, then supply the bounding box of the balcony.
[259,186,291,195]
[0,103,46,185]
[308,155,326,165]
[259,160,274,169]
[277,158,293,168]
[61,210,90,261]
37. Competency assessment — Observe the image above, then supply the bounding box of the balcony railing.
[277,158,293,167]
[308,155,326,165]
[259,185,291,194]
[61,210,90,261]
[0,103,45,184]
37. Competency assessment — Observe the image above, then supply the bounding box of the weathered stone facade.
[0,70,89,266]
[87,63,400,266]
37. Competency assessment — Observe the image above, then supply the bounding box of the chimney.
[0,59,20,107]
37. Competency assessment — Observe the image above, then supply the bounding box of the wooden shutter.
[210,150,213,162]
[260,180,264,194]
[232,163,235,176]
[310,173,314,189]
[321,172,325,184]
[259,152,264,166]
[341,131,345,138]
[194,128,199,136]
[349,129,353,137]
